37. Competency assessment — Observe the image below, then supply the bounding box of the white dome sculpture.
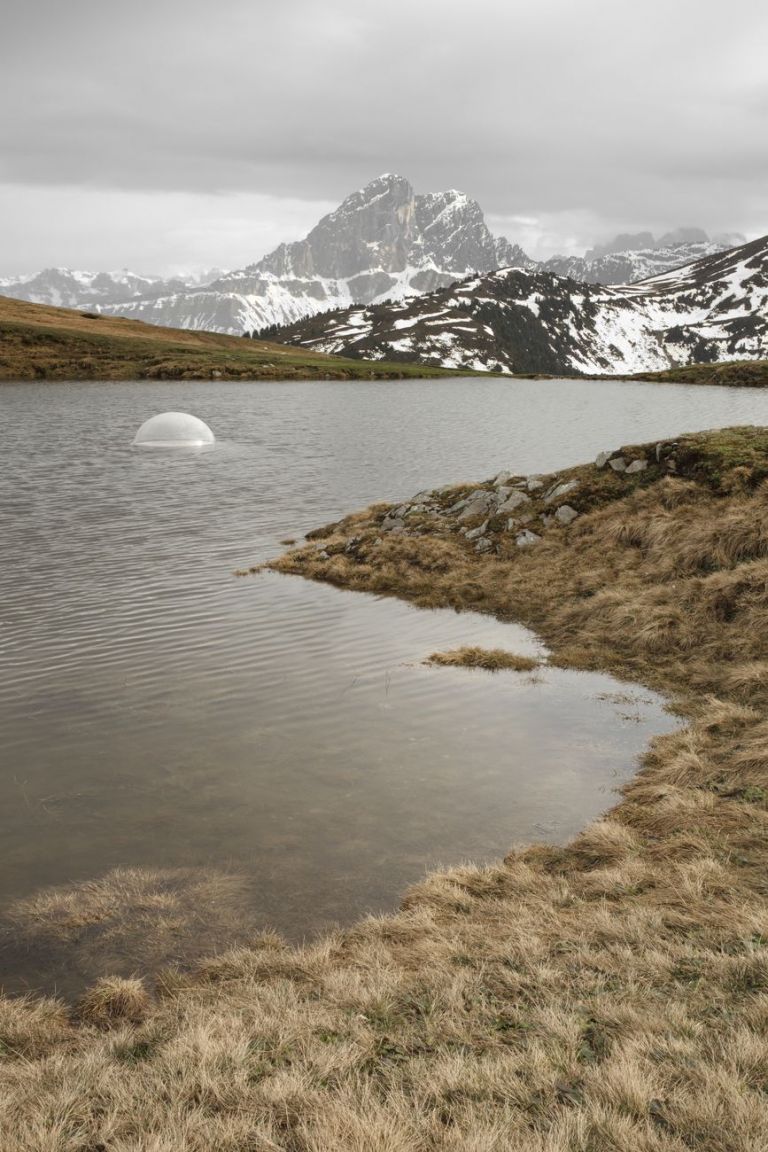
[132,412,215,448]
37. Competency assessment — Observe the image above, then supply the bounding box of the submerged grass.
[3,426,768,1149]
[426,646,540,672]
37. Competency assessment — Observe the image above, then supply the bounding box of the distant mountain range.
[267,234,768,376]
[0,174,743,336]
[0,268,220,310]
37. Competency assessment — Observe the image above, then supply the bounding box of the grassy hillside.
[0,295,473,382]
[3,427,768,1149]
[621,360,768,387]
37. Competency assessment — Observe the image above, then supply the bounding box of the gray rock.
[497,490,531,514]
[381,516,405,532]
[458,491,494,521]
[609,456,627,472]
[317,550,330,560]
[507,510,535,530]
[526,476,544,491]
[516,529,542,548]
[625,458,648,474]
[595,451,611,469]
[412,490,433,502]
[554,504,579,524]
[393,504,410,518]
[493,470,513,486]
[493,485,513,502]
[465,520,489,541]
[447,498,469,514]
[474,536,494,553]
[405,503,428,515]
[545,480,578,503]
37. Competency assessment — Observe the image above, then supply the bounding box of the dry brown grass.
[426,647,540,672]
[0,294,468,382]
[3,426,768,1150]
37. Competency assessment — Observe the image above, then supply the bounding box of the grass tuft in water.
[426,646,540,672]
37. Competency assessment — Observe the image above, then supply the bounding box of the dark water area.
[3,375,767,994]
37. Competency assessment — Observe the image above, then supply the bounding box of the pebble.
[555,504,579,524]
[516,529,542,548]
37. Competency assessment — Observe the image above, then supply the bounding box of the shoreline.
[3,426,768,1148]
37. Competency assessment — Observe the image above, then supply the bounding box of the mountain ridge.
[1,175,741,336]
[265,233,768,376]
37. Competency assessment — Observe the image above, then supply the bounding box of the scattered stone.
[405,503,428,516]
[625,458,648,474]
[545,480,578,504]
[393,504,410,518]
[526,477,544,491]
[493,485,513,502]
[609,456,627,472]
[555,504,579,524]
[507,510,535,530]
[493,471,513,486]
[595,451,611,469]
[497,491,531,514]
[412,490,433,502]
[447,498,469,514]
[540,514,553,528]
[474,536,493,553]
[465,521,489,542]
[317,550,329,560]
[381,516,405,532]
[516,529,541,548]
[458,491,494,521]
[344,535,362,554]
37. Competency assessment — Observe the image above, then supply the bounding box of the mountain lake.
[3,375,768,995]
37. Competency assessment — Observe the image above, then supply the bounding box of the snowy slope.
[542,238,733,285]
[268,235,768,376]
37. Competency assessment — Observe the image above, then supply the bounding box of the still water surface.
[3,376,767,986]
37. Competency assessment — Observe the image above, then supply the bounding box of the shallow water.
[3,375,767,991]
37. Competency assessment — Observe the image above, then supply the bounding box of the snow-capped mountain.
[267,234,768,376]
[541,227,741,285]
[0,176,747,337]
[0,268,196,309]
[95,175,536,334]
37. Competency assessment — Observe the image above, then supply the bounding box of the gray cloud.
[2,0,767,272]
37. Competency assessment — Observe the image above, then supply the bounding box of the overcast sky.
[2,0,766,275]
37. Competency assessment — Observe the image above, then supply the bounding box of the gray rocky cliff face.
[88,174,539,332]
